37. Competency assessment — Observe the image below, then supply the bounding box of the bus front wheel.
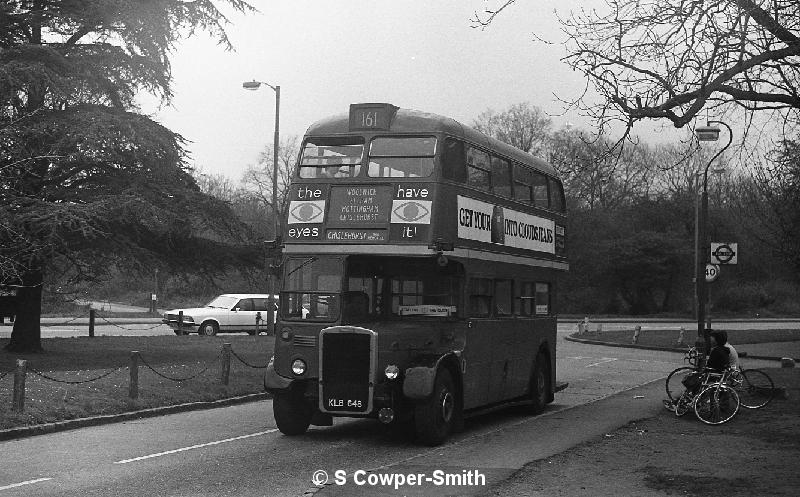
[274,389,313,436]
[414,368,456,446]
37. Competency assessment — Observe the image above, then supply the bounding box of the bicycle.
[671,367,741,425]
[664,347,701,404]
[728,368,775,409]
[665,346,775,409]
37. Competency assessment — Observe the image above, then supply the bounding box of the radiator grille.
[320,332,372,413]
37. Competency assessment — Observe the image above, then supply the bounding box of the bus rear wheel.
[414,368,456,446]
[527,351,550,414]
[274,389,313,436]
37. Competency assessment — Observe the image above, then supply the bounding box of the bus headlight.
[384,364,400,380]
[291,359,307,375]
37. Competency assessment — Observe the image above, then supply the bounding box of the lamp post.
[694,120,732,365]
[243,79,281,332]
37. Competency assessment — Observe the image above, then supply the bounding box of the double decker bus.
[265,103,568,445]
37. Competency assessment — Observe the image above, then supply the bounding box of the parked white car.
[162,294,277,336]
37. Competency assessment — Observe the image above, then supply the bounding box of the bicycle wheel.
[674,391,693,417]
[666,366,696,403]
[733,369,775,409]
[694,385,740,425]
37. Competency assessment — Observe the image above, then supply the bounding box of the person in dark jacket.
[706,331,731,372]
[668,331,732,412]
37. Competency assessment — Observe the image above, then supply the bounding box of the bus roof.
[305,105,559,178]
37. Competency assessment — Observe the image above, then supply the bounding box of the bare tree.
[241,135,299,238]
[472,102,552,157]
[476,1,800,136]
[195,169,241,202]
[547,126,656,209]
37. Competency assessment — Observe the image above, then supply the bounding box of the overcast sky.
[138,0,681,181]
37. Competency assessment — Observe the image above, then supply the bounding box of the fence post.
[221,343,231,385]
[12,359,27,413]
[89,309,95,337]
[129,351,139,399]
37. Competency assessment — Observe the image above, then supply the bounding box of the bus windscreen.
[367,136,436,178]
[299,137,364,179]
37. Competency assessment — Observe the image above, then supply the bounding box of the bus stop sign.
[710,242,737,265]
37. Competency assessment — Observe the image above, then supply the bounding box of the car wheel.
[198,321,218,336]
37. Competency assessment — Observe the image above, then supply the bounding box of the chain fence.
[230,348,268,369]
[2,343,267,413]
[136,352,217,382]
[97,314,164,331]
[28,367,122,384]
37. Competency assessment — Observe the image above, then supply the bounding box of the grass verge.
[0,335,274,431]
[571,327,800,349]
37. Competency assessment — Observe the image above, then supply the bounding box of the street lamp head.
[242,80,261,90]
[695,125,721,142]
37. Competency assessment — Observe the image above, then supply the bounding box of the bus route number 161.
[360,111,378,128]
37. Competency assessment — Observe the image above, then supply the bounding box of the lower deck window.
[469,278,492,317]
[495,279,513,316]
[535,283,551,315]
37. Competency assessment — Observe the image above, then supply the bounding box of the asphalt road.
[0,329,777,497]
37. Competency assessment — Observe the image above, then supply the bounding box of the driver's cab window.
[282,257,342,322]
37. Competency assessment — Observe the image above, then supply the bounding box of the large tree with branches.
[0,0,257,352]
[475,0,800,135]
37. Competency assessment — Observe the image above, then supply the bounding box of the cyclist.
[718,330,740,370]
[667,331,731,412]
[706,331,731,371]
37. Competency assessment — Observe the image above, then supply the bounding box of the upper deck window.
[549,177,566,212]
[532,172,550,208]
[367,136,436,178]
[299,137,364,179]
[466,146,490,189]
[491,157,512,198]
[513,166,533,203]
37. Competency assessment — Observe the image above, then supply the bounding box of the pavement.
[566,333,800,362]
[567,334,800,361]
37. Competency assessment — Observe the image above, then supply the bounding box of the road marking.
[586,358,618,368]
[0,478,52,491]
[113,429,279,464]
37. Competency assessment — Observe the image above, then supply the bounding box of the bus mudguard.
[263,356,293,392]
[403,353,461,400]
